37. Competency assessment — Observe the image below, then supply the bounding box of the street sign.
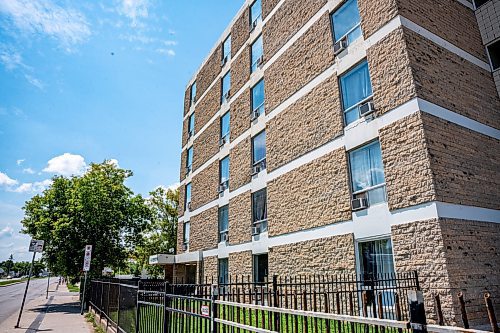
[83,245,92,272]
[29,239,44,253]
[201,305,210,317]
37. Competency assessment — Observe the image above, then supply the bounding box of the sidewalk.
[0,283,92,333]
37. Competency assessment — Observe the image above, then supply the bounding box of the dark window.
[190,82,197,105]
[251,79,265,115]
[220,112,230,140]
[474,0,489,8]
[188,113,195,136]
[219,156,230,186]
[218,258,229,284]
[222,35,231,63]
[487,40,500,70]
[186,147,193,172]
[251,131,266,166]
[253,254,268,283]
[221,71,231,104]
[252,188,267,232]
[218,205,229,242]
[185,183,192,209]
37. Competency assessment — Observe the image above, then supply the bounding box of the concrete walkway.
[0,283,91,333]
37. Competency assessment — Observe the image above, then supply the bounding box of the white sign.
[201,305,210,317]
[83,245,92,272]
[29,239,44,253]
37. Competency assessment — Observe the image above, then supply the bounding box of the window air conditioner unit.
[252,164,261,175]
[221,55,229,67]
[250,110,260,122]
[351,197,368,211]
[219,135,229,147]
[223,90,231,103]
[251,226,260,236]
[218,182,228,193]
[359,101,376,117]
[187,202,192,210]
[182,243,188,251]
[185,166,192,175]
[333,37,348,56]
[193,96,197,104]
[221,233,229,243]
[250,19,258,32]
[188,130,194,139]
[257,55,264,69]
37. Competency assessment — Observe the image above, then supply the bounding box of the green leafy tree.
[134,186,178,278]
[21,161,151,278]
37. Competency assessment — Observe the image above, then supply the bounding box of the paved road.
[0,277,57,325]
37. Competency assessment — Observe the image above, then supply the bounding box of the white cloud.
[16,159,25,166]
[118,0,149,27]
[0,226,14,239]
[156,48,175,56]
[0,48,25,71]
[24,74,44,90]
[0,0,91,49]
[42,153,86,176]
[11,179,52,193]
[163,40,177,46]
[22,168,35,174]
[0,172,18,187]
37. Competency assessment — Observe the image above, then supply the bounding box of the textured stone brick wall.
[398,0,486,61]
[476,0,500,45]
[190,206,219,251]
[268,149,351,237]
[265,12,335,112]
[262,0,281,19]
[405,28,500,129]
[184,86,191,116]
[229,251,253,277]
[179,149,187,182]
[263,0,326,60]
[197,47,222,97]
[196,83,221,133]
[269,233,356,276]
[230,89,251,140]
[229,137,252,190]
[379,112,436,211]
[177,220,186,254]
[228,191,252,245]
[267,75,343,171]
[367,27,417,116]
[191,160,219,210]
[392,218,500,327]
[358,0,397,38]
[422,113,500,210]
[203,255,218,281]
[178,185,185,218]
[181,116,190,148]
[193,120,219,171]
[232,46,251,95]
[231,8,250,58]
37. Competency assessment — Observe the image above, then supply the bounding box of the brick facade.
[228,191,252,245]
[197,47,222,97]
[231,8,250,58]
[229,136,252,190]
[196,83,221,133]
[191,160,219,211]
[203,255,219,282]
[193,120,219,171]
[229,251,253,277]
[230,89,251,140]
[190,207,219,252]
[232,46,251,95]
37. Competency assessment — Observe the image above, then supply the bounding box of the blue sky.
[0,0,242,262]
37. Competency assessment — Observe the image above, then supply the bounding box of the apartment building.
[162,0,500,327]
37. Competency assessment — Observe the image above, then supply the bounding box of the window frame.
[251,130,266,167]
[251,188,268,233]
[185,183,192,209]
[183,221,190,245]
[487,39,500,71]
[219,156,230,186]
[188,113,195,136]
[190,82,197,106]
[218,258,229,284]
[220,112,230,141]
[252,253,268,284]
[250,35,263,73]
[339,60,373,126]
[186,147,193,172]
[331,0,362,44]
[222,35,232,63]
[218,205,229,242]
[251,79,265,115]
[221,71,231,104]
[250,0,262,28]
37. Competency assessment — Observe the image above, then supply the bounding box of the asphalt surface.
[0,277,56,325]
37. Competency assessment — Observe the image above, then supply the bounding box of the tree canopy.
[21,161,151,277]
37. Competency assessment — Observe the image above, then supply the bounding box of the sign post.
[80,245,92,315]
[15,239,44,328]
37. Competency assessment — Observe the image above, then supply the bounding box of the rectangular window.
[183,222,190,245]
[349,141,386,205]
[252,188,267,232]
[250,0,262,28]
[253,253,268,283]
[218,205,229,242]
[218,258,229,284]
[220,112,230,142]
[252,130,266,167]
[474,0,489,8]
[251,35,263,73]
[190,82,197,106]
[340,60,373,126]
[222,35,231,63]
[251,79,265,116]
[186,147,193,173]
[185,183,192,208]
[487,40,500,70]
[331,0,362,44]
[358,239,395,278]
[221,71,231,104]
[219,156,230,186]
[188,113,195,137]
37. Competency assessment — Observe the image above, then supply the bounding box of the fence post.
[211,284,219,333]
[163,282,168,333]
[408,290,427,333]
[484,293,499,333]
[117,282,121,330]
[434,294,444,326]
[135,281,141,333]
[458,292,469,329]
[272,275,280,331]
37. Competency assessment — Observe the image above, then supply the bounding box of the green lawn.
[67,283,80,292]
[0,277,44,287]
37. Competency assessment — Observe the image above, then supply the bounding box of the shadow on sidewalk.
[30,301,81,315]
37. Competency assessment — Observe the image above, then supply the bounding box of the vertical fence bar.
[458,292,469,329]
[135,281,140,333]
[484,293,499,333]
[434,294,444,326]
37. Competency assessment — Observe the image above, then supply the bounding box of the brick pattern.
[269,234,356,276]
[422,113,500,210]
[181,116,190,148]
[232,46,251,96]
[179,149,187,182]
[184,86,191,116]
[358,0,398,38]
[265,12,335,113]
[476,0,500,45]
[191,160,219,211]
[203,256,218,282]
[197,47,222,97]
[368,27,417,116]
[267,75,343,171]
[178,185,185,218]
[262,0,281,19]
[229,251,253,276]
[231,7,250,58]
[398,0,487,61]
[263,0,326,60]
[230,89,251,140]
[228,191,252,245]
[177,220,185,254]
[379,112,436,211]
[193,120,219,171]
[196,83,221,133]
[190,206,219,252]
[405,28,500,129]
[229,136,252,190]
[268,149,351,237]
